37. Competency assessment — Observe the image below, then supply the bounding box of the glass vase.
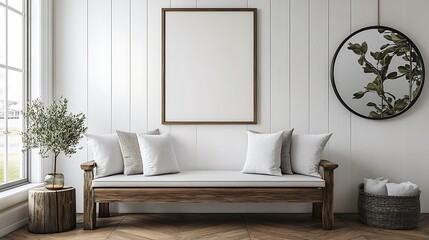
[44,173,64,190]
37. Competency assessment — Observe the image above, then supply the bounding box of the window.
[0,0,28,189]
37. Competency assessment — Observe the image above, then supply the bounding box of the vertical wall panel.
[328,0,352,212]
[112,0,130,131]
[196,0,248,172]
[290,0,309,133]
[248,0,271,133]
[197,0,247,8]
[53,0,87,213]
[349,0,387,212]
[148,0,170,132]
[170,0,198,170]
[271,0,290,132]
[309,0,329,134]
[351,0,378,30]
[88,0,112,134]
[130,0,148,133]
[196,125,248,170]
[173,0,197,6]
[382,0,429,212]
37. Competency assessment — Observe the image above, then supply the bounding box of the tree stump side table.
[28,187,76,233]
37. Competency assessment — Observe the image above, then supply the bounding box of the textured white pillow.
[85,133,124,178]
[364,177,389,195]
[137,133,180,176]
[386,182,420,196]
[116,129,160,175]
[291,133,332,178]
[249,129,294,174]
[241,131,284,176]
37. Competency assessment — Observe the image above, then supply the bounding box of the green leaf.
[369,111,380,118]
[358,56,364,65]
[347,43,363,55]
[383,54,393,66]
[387,72,398,79]
[384,35,393,41]
[380,43,390,50]
[362,42,368,54]
[376,87,384,96]
[366,82,378,91]
[373,75,381,84]
[363,64,377,74]
[394,99,408,112]
[391,33,404,42]
[367,102,377,107]
[398,66,409,74]
[353,91,365,99]
[370,51,383,60]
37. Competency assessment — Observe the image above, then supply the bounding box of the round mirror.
[331,26,425,119]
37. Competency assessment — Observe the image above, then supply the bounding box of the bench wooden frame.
[80,160,338,230]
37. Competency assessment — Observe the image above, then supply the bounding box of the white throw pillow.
[86,133,124,178]
[386,182,420,196]
[116,129,160,175]
[364,177,389,196]
[137,133,180,176]
[290,133,332,178]
[241,131,284,176]
[249,129,294,174]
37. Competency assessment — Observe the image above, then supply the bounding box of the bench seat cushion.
[92,171,325,188]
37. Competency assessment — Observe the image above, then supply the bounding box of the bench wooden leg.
[322,170,334,230]
[99,203,110,218]
[312,202,322,218]
[83,170,96,230]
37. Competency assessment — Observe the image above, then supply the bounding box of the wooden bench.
[80,160,338,230]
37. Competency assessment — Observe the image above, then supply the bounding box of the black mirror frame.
[331,25,425,120]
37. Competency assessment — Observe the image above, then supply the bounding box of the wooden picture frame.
[162,8,257,124]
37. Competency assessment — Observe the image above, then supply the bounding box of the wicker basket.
[358,183,420,229]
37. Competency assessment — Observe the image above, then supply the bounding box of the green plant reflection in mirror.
[331,26,424,120]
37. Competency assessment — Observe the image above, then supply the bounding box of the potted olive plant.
[22,97,87,190]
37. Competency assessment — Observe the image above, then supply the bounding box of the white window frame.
[0,0,30,191]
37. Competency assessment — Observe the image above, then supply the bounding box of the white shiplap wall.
[53,0,429,213]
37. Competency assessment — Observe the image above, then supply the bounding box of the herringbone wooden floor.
[3,213,429,240]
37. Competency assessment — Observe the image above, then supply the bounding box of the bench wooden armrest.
[80,161,96,171]
[319,160,338,171]
[80,160,96,230]
[316,159,338,230]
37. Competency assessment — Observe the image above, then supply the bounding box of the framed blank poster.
[162,8,257,124]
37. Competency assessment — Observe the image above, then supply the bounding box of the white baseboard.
[0,218,28,237]
[0,202,29,237]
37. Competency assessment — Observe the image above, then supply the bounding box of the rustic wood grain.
[94,187,323,203]
[80,160,96,171]
[28,187,76,233]
[99,203,110,218]
[312,202,322,218]
[83,165,96,230]
[57,188,76,232]
[320,159,339,170]
[322,165,335,230]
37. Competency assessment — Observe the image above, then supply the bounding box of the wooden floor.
[3,213,429,240]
